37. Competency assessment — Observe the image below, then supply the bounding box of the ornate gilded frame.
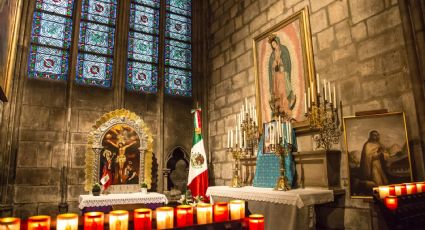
[343,112,413,199]
[253,7,316,133]
[85,109,154,193]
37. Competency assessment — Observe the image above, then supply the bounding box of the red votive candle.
[214,202,229,222]
[385,196,398,211]
[27,215,50,230]
[134,208,151,230]
[394,184,407,196]
[416,182,425,193]
[248,214,264,230]
[388,186,396,196]
[405,183,417,194]
[84,212,104,230]
[0,217,20,230]
[176,205,193,227]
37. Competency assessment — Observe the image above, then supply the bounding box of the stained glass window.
[76,0,117,88]
[28,0,75,81]
[164,0,192,96]
[126,0,160,94]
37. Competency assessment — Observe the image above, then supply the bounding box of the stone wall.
[207,0,423,228]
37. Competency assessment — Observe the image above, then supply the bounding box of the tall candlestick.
[323,79,327,101]
[328,81,331,103]
[243,131,246,148]
[230,130,233,147]
[227,130,230,148]
[333,86,336,105]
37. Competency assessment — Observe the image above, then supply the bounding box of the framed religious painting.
[253,7,315,133]
[263,121,278,154]
[0,0,22,101]
[343,112,413,198]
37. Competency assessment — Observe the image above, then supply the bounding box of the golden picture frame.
[343,112,413,198]
[253,6,316,133]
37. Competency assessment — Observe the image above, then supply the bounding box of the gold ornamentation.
[84,109,154,191]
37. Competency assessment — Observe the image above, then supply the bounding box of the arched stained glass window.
[126,0,160,94]
[28,0,75,81]
[164,0,192,97]
[76,0,117,88]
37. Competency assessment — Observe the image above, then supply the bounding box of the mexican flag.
[187,108,209,201]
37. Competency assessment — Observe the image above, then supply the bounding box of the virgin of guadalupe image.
[268,34,296,114]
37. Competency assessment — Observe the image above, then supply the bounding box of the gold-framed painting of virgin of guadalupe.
[253,7,316,133]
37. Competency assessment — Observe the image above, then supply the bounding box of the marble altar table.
[206,186,334,230]
[79,192,168,213]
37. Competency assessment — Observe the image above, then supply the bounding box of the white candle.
[316,74,320,94]
[245,98,248,112]
[333,86,336,105]
[286,121,290,144]
[289,122,292,144]
[235,127,238,145]
[227,130,230,148]
[304,92,307,114]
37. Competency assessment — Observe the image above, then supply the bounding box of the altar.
[78,192,168,214]
[206,186,333,230]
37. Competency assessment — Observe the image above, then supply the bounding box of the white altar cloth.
[206,186,333,208]
[78,192,168,209]
[206,186,334,230]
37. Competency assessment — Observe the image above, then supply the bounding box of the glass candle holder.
[229,200,245,220]
[416,182,425,193]
[156,207,174,229]
[28,215,51,230]
[378,186,390,199]
[0,217,20,230]
[213,202,229,222]
[84,212,104,230]
[385,196,398,211]
[394,184,407,196]
[134,208,152,230]
[176,205,193,227]
[109,210,129,230]
[249,214,265,230]
[196,203,212,225]
[57,213,78,230]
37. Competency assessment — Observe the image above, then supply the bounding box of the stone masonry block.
[243,2,260,24]
[38,203,60,218]
[77,110,103,133]
[227,90,243,104]
[249,13,267,33]
[20,105,49,130]
[220,107,233,117]
[20,130,65,142]
[67,185,86,201]
[221,60,237,78]
[213,163,221,178]
[72,144,86,168]
[231,27,250,44]
[349,0,385,24]
[351,22,368,42]
[230,41,246,59]
[221,162,233,179]
[332,44,356,63]
[236,50,253,72]
[48,109,66,131]
[284,0,303,8]
[366,6,401,36]
[15,168,60,186]
[214,96,226,109]
[335,20,352,47]
[311,0,334,12]
[328,0,348,25]
[37,142,53,167]
[17,142,38,167]
[13,203,38,219]
[310,9,328,34]
[267,1,284,20]
[14,186,60,203]
[357,27,404,61]
[216,79,232,98]
[317,26,335,50]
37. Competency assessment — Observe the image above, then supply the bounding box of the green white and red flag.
[187,107,209,201]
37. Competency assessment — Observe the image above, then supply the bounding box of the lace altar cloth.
[79,192,168,209]
[206,186,333,209]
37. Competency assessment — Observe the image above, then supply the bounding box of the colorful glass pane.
[81,0,117,25]
[31,12,73,48]
[165,67,192,96]
[165,39,191,69]
[128,32,158,63]
[165,13,191,42]
[79,21,115,55]
[130,3,160,34]
[28,45,69,81]
[133,0,160,8]
[166,0,191,16]
[35,0,74,17]
[76,53,113,87]
[126,62,158,93]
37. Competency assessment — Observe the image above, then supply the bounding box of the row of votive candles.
[377,182,425,199]
[0,201,264,230]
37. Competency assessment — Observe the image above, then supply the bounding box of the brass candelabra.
[240,112,259,156]
[227,145,246,188]
[271,142,293,191]
[306,96,342,151]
